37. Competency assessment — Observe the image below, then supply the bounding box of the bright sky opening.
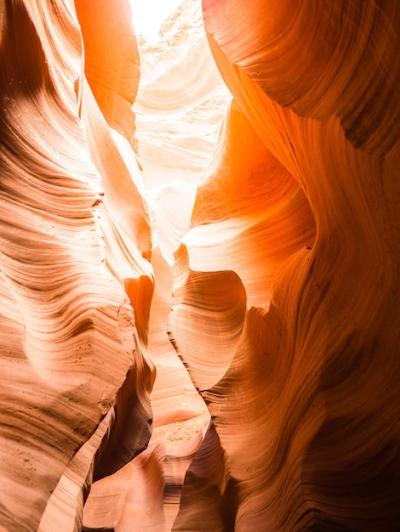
[130,0,182,43]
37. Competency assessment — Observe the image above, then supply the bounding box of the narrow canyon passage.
[83,1,231,527]
[1,1,400,531]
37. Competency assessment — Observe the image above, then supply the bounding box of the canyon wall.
[174,1,400,530]
[0,1,152,529]
[1,0,399,530]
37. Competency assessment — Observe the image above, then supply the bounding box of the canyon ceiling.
[1,0,400,531]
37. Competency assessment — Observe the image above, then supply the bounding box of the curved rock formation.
[80,3,228,527]
[75,0,141,147]
[1,0,400,531]
[0,1,152,529]
[173,1,400,530]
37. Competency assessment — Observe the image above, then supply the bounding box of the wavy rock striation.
[1,0,400,531]
[173,0,400,530]
[0,0,152,530]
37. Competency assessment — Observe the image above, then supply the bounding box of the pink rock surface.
[1,1,400,531]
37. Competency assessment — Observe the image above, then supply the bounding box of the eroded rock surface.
[1,1,399,531]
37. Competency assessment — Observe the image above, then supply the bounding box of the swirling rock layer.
[173,0,400,530]
[1,0,400,531]
[0,1,151,530]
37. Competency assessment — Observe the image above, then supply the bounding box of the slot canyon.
[1,0,400,530]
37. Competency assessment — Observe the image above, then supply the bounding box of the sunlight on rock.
[1,0,399,530]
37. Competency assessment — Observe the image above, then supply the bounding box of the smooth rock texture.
[1,0,399,531]
[0,1,151,530]
[173,0,400,530]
